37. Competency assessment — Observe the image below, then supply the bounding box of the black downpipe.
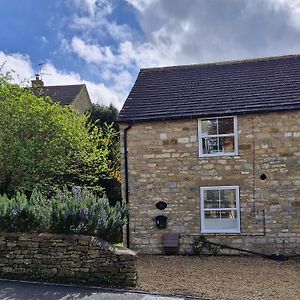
[124,123,132,248]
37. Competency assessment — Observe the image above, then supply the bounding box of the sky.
[1,0,300,109]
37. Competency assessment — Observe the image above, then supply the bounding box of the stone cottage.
[31,75,92,114]
[118,55,300,255]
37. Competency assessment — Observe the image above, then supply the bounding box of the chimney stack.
[31,74,44,87]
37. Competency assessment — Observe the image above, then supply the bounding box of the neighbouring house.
[118,54,300,255]
[31,75,92,114]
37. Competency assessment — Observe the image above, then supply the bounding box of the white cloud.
[71,36,176,69]
[126,0,158,12]
[0,51,125,109]
[71,17,131,42]
[266,0,300,30]
[71,36,104,64]
[70,0,131,41]
[73,0,98,16]
[71,0,300,77]
[41,36,48,44]
[84,81,124,107]
[124,0,300,66]
[0,51,34,84]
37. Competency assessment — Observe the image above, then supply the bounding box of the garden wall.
[0,232,137,286]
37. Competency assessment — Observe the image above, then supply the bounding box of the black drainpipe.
[124,123,132,248]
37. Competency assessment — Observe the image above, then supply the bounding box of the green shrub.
[0,190,50,232]
[0,194,11,229]
[0,188,127,243]
[50,188,127,243]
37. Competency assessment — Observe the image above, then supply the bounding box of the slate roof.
[118,55,300,122]
[33,84,85,106]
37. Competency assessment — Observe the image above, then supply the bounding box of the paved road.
[0,280,206,300]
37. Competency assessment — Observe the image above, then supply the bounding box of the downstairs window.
[200,186,240,233]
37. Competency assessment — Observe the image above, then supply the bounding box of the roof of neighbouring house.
[33,84,87,106]
[118,54,300,122]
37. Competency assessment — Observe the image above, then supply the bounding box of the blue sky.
[1,0,300,108]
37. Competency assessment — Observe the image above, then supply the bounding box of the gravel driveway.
[136,255,300,300]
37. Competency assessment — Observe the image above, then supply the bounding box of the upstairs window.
[198,116,238,157]
[200,186,240,233]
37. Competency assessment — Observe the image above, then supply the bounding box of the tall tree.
[0,73,113,196]
[88,103,119,130]
[87,104,121,205]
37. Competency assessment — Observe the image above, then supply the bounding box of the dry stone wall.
[0,232,137,286]
[120,110,300,255]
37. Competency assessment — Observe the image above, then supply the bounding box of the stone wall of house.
[120,110,300,255]
[71,86,92,114]
[0,232,137,286]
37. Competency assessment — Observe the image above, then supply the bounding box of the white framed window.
[198,116,238,157]
[200,186,240,234]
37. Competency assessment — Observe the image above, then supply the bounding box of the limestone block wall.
[0,232,137,286]
[71,86,92,114]
[120,110,300,255]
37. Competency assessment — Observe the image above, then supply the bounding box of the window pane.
[202,137,218,154]
[204,210,220,219]
[220,189,236,208]
[220,210,237,219]
[219,118,234,134]
[204,210,221,231]
[204,210,238,231]
[219,210,238,230]
[201,119,217,136]
[219,136,234,153]
[205,190,219,201]
[204,190,219,208]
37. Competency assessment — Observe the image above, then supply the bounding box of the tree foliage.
[88,103,119,130]
[87,104,122,205]
[0,73,113,196]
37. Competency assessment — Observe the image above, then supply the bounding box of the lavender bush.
[0,188,127,243]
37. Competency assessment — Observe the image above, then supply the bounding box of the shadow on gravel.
[0,280,209,300]
[0,280,141,300]
[0,281,96,300]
